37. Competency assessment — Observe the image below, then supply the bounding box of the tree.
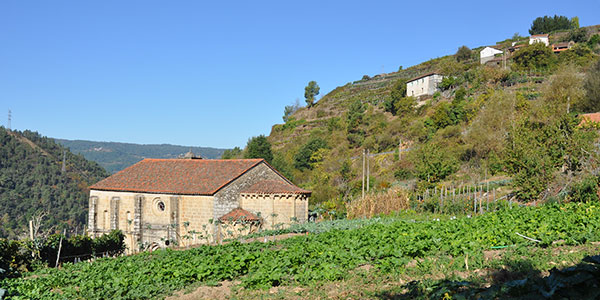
[582,59,600,112]
[304,81,320,107]
[504,115,596,201]
[346,99,367,146]
[567,27,588,43]
[293,138,328,170]
[544,65,584,114]
[383,79,410,115]
[455,45,472,62]
[282,99,301,122]
[571,16,580,29]
[244,135,273,163]
[529,15,573,35]
[221,146,242,159]
[412,142,458,184]
[512,42,556,71]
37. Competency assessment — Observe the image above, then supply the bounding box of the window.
[103,210,108,229]
[153,197,166,215]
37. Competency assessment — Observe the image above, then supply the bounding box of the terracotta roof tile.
[241,180,311,195]
[579,112,600,126]
[219,208,260,222]
[90,158,265,195]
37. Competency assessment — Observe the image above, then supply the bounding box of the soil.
[165,281,237,300]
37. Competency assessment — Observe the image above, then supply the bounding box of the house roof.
[90,158,271,195]
[481,46,503,52]
[579,112,600,126]
[219,207,261,222]
[553,42,572,48]
[530,34,549,38]
[407,72,441,83]
[241,180,311,195]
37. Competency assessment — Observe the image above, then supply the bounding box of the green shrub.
[512,42,556,71]
[0,239,30,279]
[569,176,599,203]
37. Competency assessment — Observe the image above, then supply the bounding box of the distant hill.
[0,128,109,239]
[55,139,227,173]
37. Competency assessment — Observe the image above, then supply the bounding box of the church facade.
[87,157,310,253]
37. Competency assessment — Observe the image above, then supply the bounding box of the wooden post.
[362,149,365,199]
[473,185,477,214]
[29,220,34,240]
[366,149,370,193]
[486,170,489,212]
[479,185,483,214]
[55,229,66,268]
[398,140,402,160]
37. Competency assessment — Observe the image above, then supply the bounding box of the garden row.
[2,202,600,299]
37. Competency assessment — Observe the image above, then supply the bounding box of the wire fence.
[413,180,513,215]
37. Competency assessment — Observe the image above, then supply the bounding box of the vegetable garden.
[2,202,600,299]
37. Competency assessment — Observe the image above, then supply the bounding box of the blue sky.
[1,1,598,149]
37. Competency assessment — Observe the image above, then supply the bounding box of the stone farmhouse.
[406,72,444,97]
[87,156,310,253]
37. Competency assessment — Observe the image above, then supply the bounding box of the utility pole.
[7,109,11,130]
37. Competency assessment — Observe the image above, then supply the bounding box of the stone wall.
[240,193,308,229]
[88,190,213,253]
[213,162,283,221]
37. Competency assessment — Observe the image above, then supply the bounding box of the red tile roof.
[219,207,260,222]
[241,180,311,195]
[579,113,600,126]
[90,158,266,195]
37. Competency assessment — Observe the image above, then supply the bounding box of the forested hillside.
[56,139,226,173]
[230,22,600,215]
[0,128,109,239]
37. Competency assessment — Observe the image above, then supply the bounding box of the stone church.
[87,155,310,253]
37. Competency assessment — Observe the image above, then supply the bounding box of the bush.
[92,230,126,257]
[0,239,30,279]
[512,42,556,71]
[569,176,599,203]
[455,45,472,62]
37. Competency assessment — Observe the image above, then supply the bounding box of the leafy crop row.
[2,202,600,299]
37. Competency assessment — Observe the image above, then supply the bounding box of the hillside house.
[88,157,310,253]
[579,112,600,127]
[480,47,504,64]
[529,34,549,46]
[552,41,575,53]
[406,72,444,97]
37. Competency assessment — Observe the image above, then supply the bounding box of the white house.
[529,34,549,46]
[406,72,444,97]
[480,47,503,64]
